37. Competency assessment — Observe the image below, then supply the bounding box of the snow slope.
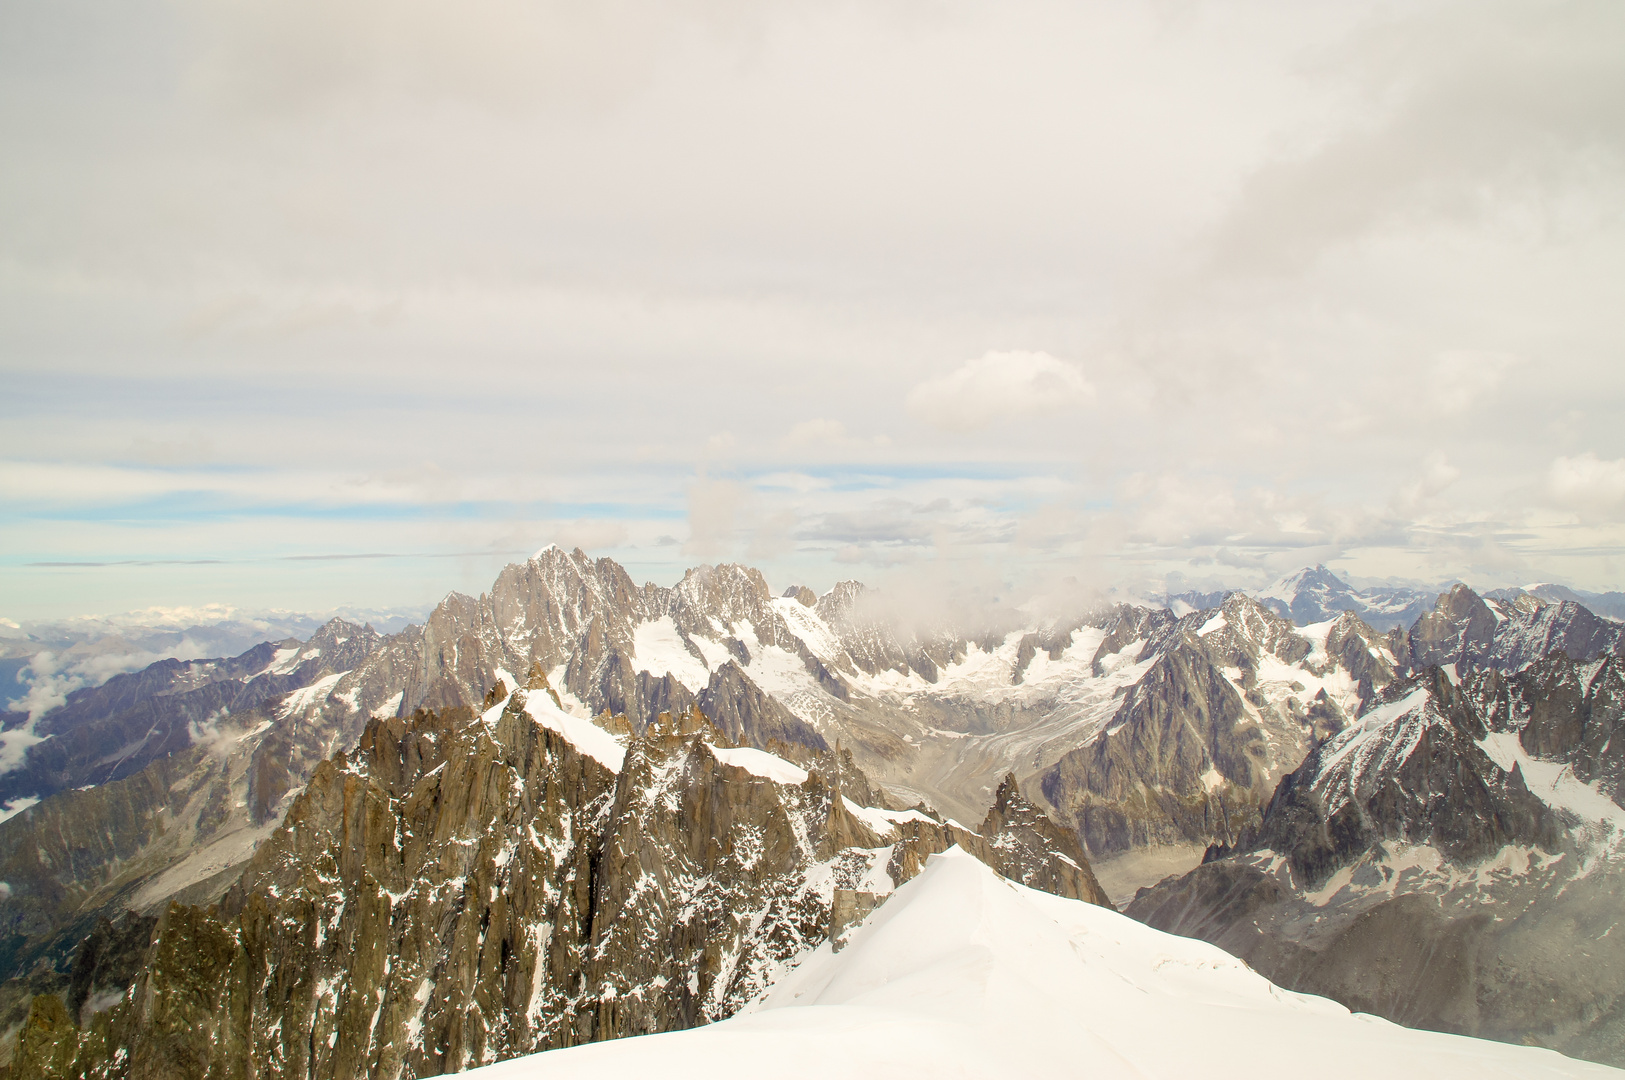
[464,848,1614,1080]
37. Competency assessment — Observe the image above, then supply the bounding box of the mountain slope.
[462,848,1616,1080]
[1035,594,1399,856]
[1127,654,1625,1065]
[10,676,1103,1078]
[0,620,389,1003]
[1403,584,1624,673]
[1256,565,1438,630]
[5,554,1621,1073]
[0,618,383,809]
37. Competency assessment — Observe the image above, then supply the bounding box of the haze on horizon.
[4,0,1624,624]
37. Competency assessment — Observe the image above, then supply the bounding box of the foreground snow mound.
[467,847,1616,1080]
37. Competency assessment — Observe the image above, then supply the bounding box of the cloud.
[1427,351,1518,415]
[783,419,849,447]
[702,432,738,460]
[1396,453,1462,507]
[5,2,1625,609]
[549,520,630,552]
[182,0,694,118]
[682,478,745,557]
[1549,452,1625,515]
[746,510,797,561]
[906,351,1095,432]
[1208,0,1625,272]
[779,419,890,454]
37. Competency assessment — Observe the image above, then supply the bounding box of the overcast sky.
[3,0,1623,622]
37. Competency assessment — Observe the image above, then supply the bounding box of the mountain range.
[1,551,1623,1075]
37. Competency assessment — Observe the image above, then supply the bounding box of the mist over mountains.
[7,560,1604,724]
[0,605,429,728]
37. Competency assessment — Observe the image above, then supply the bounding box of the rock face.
[1126,654,1625,1067]
[1253,565,1437,631]
[696,662,826,753]
[6,552,1624,1075]
[0,621,392,1007]
[16,681,1105,1078]
[1036,595,1399,857]
[1402,584,1624,674]
[977,773,1109,903]
[1235,668,1564,884]
[1507,654,1625,801]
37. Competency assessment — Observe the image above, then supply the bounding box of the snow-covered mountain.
[1404,583,1625,673]
[8,680,1104,1077]
[1129,652,1625,1064]
[1252,564,1438,630]
[0,606,423,726]
[7,551,1618,999]
[0,618,384,811]
[461,847,1615,1080]
[1492,583,1625,623]
[4,550,1625,1074]
[73,547,1408,840]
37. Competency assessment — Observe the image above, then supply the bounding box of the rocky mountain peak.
[1404,583,1625,674]
[1239,667,1564,888]
[673,563,773,619]
[813,580,869,625]
[782,585,817,607]
[1127,644,1625,1065]
[1408,584,1497,670]
[1254,565,1437,631]
[17,685,1108,1077]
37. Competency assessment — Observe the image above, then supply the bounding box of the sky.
[3,0,1624,623]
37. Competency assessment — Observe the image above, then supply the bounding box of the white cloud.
[1208,0,1625,272]
[783,418,849,447]
[549,520,631,552]
[682,477,744,557]
[1428,351,1518,415]
[1549,452,1625,514]
[1397,453,1462,507]
[906,351,1095,432]
[779,419,889,456]
[4,1,1625,607]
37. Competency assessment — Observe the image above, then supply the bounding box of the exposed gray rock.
[698,662,827,754]
[1404,584,1624,674]
[1036,595,1398,858]
[1125,653,1625,1067]
[21,688,1104,1078]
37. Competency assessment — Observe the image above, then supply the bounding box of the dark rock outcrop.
[1243,669,1564,887]
[1405,585,1624,675]
[1125,652,1625,1067]
[16,690,1102,1078]
[698,662,827,753]
[1034,595,1392,857]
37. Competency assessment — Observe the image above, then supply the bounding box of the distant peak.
[783,585,817,607]
[531,544,590,563]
